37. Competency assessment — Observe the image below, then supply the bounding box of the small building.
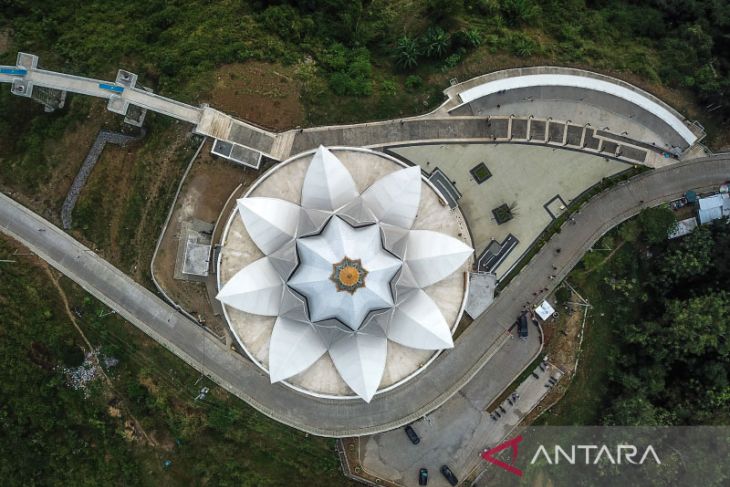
[668,217,698,239]
[465,272,497,319]
[534,300,556,321]
[697,194,730,225]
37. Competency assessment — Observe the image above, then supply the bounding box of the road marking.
[0,68,27,76]
[98,83,124,93]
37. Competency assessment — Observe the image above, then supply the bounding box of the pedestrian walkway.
[1,53,701,169]
[443,66,704,152]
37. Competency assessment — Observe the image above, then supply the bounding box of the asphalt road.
[1,154,728,437]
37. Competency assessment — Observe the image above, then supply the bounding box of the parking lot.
[358,327,562,486]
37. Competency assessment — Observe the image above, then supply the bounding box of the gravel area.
[61,129,145,229]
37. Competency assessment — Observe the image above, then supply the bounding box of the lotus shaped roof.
[217,146,473,401]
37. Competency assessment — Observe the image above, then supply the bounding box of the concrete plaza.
[389,143,629,278]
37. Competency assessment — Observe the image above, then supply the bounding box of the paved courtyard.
[388,143,629,278]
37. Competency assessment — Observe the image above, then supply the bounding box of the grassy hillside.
[0,236,352,486]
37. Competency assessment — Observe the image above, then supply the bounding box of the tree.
[661,292,730,358]
[637,206,677,244]
[604,395,673,426]
[655,226,713,286]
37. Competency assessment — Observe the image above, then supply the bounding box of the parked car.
[404,424,420,445]
[440,465,458,486]
[518,312,529,338]
[418,467,429,485]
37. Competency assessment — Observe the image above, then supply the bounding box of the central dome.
[289,217,401,330]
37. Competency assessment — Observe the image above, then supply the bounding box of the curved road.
[1,154,728,436]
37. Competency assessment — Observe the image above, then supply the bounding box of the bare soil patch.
[524,289,587,423]
[0,28,12,55]
[152,142,260,337]
[204,62,304,131]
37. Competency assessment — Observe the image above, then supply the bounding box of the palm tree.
[424,27,451,59]
[395,35,420,70]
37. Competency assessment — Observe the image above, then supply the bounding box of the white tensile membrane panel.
[217,146,473,401]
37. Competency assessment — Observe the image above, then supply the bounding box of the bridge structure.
[0,52,278,168]
[1,53,707,171]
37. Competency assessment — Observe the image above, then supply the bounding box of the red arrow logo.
[481,435,523,477]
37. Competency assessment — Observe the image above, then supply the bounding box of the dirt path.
[581,241,626,276]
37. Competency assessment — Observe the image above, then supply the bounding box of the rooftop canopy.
[217,146,473,401]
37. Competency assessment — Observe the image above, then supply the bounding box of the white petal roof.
[387,289,454,349]
[268,317,327,383]
[361,166,422,228]
[238,197,300,255]
[301,146,359,211]
[405,229,472,288]
[288,217,400,330]
[338,197,376,227]
[217,257,283,316]
[380,223,410,258]
[329,324,387,402]
[219,147,473,401]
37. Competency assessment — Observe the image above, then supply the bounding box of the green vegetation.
[0,237,351,486]
[470,162,492,183]
[72,123,200,279]
[2,0,730,129]
[541,209,730,425]
[1,0,728,200]
[492,203,514,224]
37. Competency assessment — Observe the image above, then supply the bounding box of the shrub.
[441,53,462,72]
[499,0,540,27]
[422,27,451,59]
[404,75,424,91]
[508,33,538,57]
[380,79,397,97]
[452,28,482,49]
[327,47,373,97]
[555,286,571,305]
[395,35,420,70]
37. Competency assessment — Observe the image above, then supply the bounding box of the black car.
[418,467,429,485]
[440,465,458,486]
[404,424,420,445]
[517,312,529,338]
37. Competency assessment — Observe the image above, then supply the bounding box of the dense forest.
[556,208,730,426]
[1,0,729,116]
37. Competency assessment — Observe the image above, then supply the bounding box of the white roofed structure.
[217,146,473,401]
[534,300,556,321]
